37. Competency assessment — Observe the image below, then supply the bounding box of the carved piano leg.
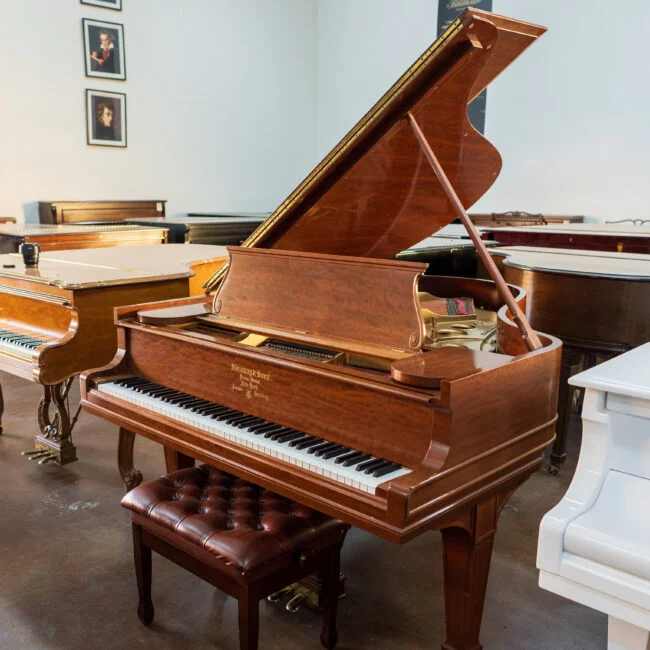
[163,446,195,473]
[34,380,77,465]
[118,428,143,492]
[549,346,583,474]
[440,489,514,650]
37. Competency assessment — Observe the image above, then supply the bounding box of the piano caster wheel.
[547,463,559,475]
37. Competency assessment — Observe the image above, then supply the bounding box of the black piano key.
[342,453,373,468]
[356,457,382,472]
[228,414,257,426]
[213,410,242,421]
[199,405,230,416]
[314,443,344,458]
[248,421,273,433]
[235,417,265,429]
[263,426,290,439]
[309,442,338,456]
[295,437,324,450]
[334,451,364,465]
[372,462,402,478]
[268,428,297,441]
[254,423,282,435]
[359,458,387,474]
[189,401,215,412]
[180,398,206,409]
[287,435,313,447]
[322,446,351,460]
[274,431,304,444]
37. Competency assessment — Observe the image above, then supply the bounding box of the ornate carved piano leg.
[118,428,143,492]
[549,346,583,474]
[34,380,77,465]
[440,488,516,650]
[163,446,195,473]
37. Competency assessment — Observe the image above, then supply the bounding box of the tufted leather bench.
[121,464,350,650]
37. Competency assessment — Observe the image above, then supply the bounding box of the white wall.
[0,0,317,220]
[316,0,650,222]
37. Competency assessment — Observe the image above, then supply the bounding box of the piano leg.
[163,447,195,473]
[608,617,650,650]
[549,346,583,474]
[118,428,143,492]
[35,381,78,465]
[440,486,518,650]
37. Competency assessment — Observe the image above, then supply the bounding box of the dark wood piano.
[36,200,165,224]
[81,10,561,649]
[489,245,650,473]
[0,245,227,465]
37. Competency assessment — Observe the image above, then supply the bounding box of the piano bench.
[121,464,350,650]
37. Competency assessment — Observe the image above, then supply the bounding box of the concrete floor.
[0,372,606,650]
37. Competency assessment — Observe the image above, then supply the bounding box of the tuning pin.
[38,454,58,465]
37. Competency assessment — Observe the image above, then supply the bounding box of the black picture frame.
[85,89,127,148]
[81,0,122,10]
[82,18,126,81]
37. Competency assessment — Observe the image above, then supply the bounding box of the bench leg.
[238,586,259,650]
[133,523,154,626]
[608,617,650,650]
[320,543,342,649]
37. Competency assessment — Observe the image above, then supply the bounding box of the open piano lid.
[205,10,545,292]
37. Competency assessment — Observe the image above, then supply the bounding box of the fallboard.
[120,324,435,469]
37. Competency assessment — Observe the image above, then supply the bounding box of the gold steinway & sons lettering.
[231,363,271,400]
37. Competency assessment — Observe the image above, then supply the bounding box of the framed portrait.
[81,0,122,10]
[82,18,126,80]
[86,89,127,148]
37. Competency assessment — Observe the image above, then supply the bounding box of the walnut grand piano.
[81,9,561,649]
[0,244,227,464]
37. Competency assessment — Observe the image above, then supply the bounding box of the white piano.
[538,343,650,650]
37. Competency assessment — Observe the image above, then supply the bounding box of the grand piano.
[489,245,650,473]
[81,9,561,649]
[0,245,227,465]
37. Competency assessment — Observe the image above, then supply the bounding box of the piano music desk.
[538,344,650,650]
[0,244,228,464]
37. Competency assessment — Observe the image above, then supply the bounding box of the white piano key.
[98,380,410,494]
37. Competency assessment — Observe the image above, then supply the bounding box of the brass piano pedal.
[267,585,296,604]
[38,453,59,465]
[286,587,318,613]
[23,450,51,461]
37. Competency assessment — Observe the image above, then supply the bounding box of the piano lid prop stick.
[404,111,543,352]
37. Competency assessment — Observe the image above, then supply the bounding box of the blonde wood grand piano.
[81,9,561,649]
[0,245,227,464]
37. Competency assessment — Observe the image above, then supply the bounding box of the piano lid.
[205,9,546,291]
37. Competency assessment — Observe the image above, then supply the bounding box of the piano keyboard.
[98,377,411,494]
[0,327,46,355]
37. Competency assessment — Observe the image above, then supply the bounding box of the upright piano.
[489,245,650,472]
[81,9,561,649]
[0,245,227,465]
[35,200,166,225]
